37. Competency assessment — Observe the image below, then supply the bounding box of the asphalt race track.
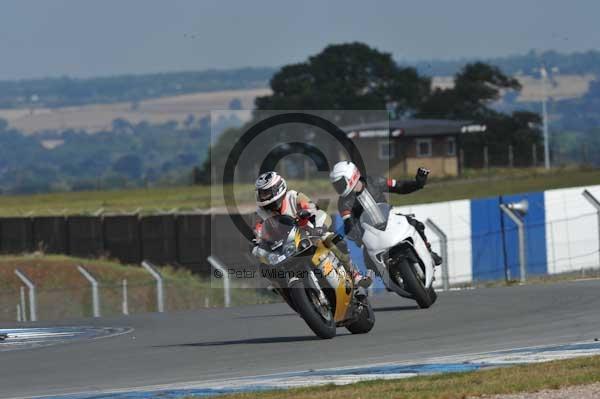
[2,279,600,398]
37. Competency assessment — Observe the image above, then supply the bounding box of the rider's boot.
[412,219,443,267]
[426,242,443,266]
[352,264,372,300]
[328,236,372,292]
[352,269,372,289]
[355,286,368,300]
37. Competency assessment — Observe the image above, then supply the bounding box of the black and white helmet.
[329,161,361,197]
[255,171,287,210]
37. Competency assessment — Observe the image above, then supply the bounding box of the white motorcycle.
[357,191,437,308]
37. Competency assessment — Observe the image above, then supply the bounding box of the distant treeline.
[2,50,600,110]
[0,67,275,109]
[507,77,600,131]
[408,49,600,77]
[0,115,232,194]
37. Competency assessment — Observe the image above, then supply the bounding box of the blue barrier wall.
[471,192,547,281]
[470,196,505,281]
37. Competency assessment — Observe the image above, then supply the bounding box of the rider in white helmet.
[253,171,371,293]
[329,161,442,266]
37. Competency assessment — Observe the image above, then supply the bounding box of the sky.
[1,0,600,80]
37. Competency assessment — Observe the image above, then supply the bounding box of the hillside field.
[0,87,271,134]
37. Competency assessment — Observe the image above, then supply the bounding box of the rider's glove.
[416,167,430,187]
[297,209,315,228]
[249,237,258,250]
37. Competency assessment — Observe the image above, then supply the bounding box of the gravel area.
[479,382,600,398]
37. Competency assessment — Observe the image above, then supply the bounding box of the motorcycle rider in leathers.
[329,161,443,268]
[252,171,372,295]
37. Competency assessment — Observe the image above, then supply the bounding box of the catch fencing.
[1,260,276,322]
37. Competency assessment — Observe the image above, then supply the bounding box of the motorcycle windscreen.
[358,192,390,229]
[261,215,295,250]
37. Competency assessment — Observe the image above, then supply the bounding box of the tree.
[183,114,195,128]
[191,166,202,185]
[111,118,133,134]
[205,45,543,177]
[202,43,434,181]
[112,154,143,179]
[417,62,541,166]
[255,42,431,116]
[418,62,521,119]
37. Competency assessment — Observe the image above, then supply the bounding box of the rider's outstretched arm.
[385,167,430,194]
[385,178,423,194]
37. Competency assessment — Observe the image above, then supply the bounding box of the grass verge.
[0,168,597,216]
[0,254,277,322]
[210,355,600,399]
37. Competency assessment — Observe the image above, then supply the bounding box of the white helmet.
[329,161,361,197]
[255,171,287,209]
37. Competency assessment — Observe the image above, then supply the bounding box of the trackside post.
[207,255,231,308]
[500,202,528,283]
[141,260,165,312]
[77,265,101,318]
[14,269,37,322]
[582,189,600,268]
[122,279,129,315]
[19,286,27,321]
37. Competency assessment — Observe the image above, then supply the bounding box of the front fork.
[306,269,329,305]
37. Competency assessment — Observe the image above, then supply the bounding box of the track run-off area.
[1,279,600,398]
